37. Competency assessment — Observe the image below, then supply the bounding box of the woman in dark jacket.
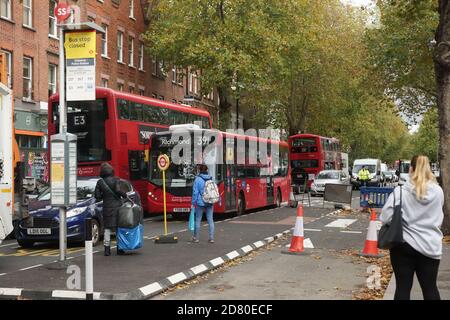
[95,163,127,256]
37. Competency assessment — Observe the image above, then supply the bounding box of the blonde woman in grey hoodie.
[381,155,444,300]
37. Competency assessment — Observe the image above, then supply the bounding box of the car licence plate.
[27,228,51,235]
[173,208,190,212]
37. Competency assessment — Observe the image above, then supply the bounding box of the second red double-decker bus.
[48,88,213,212]
[147,127,291,216]
[288,133,342,193]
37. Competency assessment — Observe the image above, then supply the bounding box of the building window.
[151,92,157,98]
[117,31,124,63]
[23,0,33,27]
[118,83,124,91]
[0,50,12,88]
[128,36,134,67]
[138,43,144,70]
[49,0,57,37]
[138,88,145,96]
[16,135,43,149]
[172,66,177,84]
[101,24,108,57]
[129,0,134,19]
[129,86,134,93]
[158,95,164,101]
[23,57,33,100]
[151,58,157,75]
[0,0,11,20]
[48,64,57,97]
[189,71,199,95]
[101,78,108,88]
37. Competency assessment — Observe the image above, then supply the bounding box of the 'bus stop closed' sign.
[64,30,96,101]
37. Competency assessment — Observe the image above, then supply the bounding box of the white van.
[351,158,382,188]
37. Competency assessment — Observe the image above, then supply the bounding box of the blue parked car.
[15,177,140,248]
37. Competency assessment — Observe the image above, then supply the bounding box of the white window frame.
[49,0,58,38]
[128,36,134,67]
[138,43,144,70]
[0,0,11,20]
[117,31,124,63]
[23,0,33,28]
[23,57,33,101]
[138,88,145,96]
[101,24,108,57]
[129,86,134,93]
[172,66,177,84]
[48,63,57,96]
[129,0,135,19]
[101,78,108,88]
[118,83,124,91]
[1,50,12,88]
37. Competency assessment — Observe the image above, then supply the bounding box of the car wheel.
[17,239,35,248]
[237,193,245,216]
[91,219,100,247]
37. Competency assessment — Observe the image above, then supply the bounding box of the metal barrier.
[360,187,394,208]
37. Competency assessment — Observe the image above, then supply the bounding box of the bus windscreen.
[52,99,110,162]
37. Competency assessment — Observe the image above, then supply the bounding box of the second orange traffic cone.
[360,209,383,257]
[288,205,305,253]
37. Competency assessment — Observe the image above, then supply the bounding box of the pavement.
[383,243,450,300]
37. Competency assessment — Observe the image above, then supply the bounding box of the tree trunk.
[434,0,450,235]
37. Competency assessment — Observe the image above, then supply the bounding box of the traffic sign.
[54,2,71,23]
[157,154,170,171]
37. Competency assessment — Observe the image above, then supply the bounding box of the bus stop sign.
[54,3,72,23]
[157,154,170,171]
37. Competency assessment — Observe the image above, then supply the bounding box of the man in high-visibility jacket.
[357,166,371,187]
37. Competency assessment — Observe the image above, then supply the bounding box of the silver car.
[310,170,350,196]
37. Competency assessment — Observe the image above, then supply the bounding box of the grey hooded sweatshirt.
[380,180,444,260]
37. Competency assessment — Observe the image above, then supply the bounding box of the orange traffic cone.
[288,205,305,253]
[360,209,383,257]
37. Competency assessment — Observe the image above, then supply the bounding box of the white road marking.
[140,282,163,296]
[340,231,363,234]
[304,228,322,232]
[19,264,43,271]
[52,290,86,299]
[226,251,240,260]
[264,237,275,243]
[325,219,357,228]
[190,264,208,275]
[0,273,6,277]
[210,257,225,267]
[0,288,22,296]
[179,229,188,232]
[167,272,187,285]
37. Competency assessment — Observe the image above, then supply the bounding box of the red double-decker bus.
[148,127,291,215]
[288,133,341,193]
[47,88,212,212]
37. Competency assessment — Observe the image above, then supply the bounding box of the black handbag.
[378,186,404,249]
[101,179,143,228]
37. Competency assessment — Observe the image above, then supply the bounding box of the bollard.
[85,218,94,300]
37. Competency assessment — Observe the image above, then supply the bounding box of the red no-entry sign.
[54,2,71,23]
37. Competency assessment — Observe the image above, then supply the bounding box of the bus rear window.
[291,138,318,153]
[291,159,319,169]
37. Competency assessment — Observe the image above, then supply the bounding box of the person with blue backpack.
[191,164,220,243]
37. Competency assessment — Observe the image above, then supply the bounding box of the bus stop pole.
[85,218,94,300]
[163,169,167,235]
[58,25,67,262]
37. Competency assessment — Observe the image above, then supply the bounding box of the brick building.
[0,0,219,180]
